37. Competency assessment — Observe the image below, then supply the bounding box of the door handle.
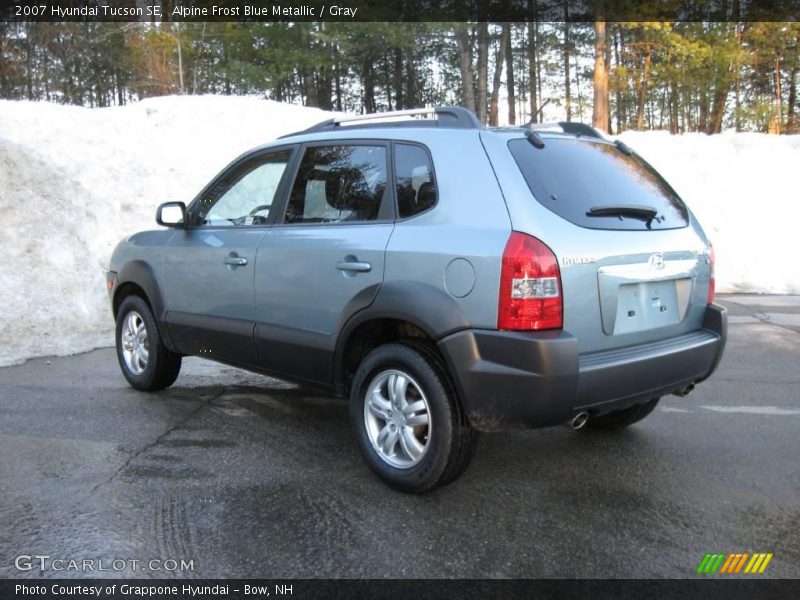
[336,260,371,273]
[224,254,248,267]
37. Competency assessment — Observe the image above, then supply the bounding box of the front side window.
[196,149,293,227]
[395,143,437,218]
[284,145,387,224]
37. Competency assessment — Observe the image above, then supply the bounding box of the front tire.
[350,342,477,493]
[115,295,181,391]
[585,398,660,430]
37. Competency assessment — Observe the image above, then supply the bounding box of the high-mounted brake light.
[498,232,563,330]
[707,243,715,304]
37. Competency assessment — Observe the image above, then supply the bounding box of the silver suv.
[108,107,726,493]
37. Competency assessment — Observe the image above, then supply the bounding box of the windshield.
[508,137,689,230]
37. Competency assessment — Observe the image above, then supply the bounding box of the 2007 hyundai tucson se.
[107,106,726,493]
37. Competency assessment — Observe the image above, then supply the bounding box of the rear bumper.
[438,304,727,431]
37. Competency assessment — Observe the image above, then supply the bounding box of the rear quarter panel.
[383,130,512,331]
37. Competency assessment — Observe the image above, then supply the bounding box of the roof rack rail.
[528,121,604,140]
[279,106,481,138]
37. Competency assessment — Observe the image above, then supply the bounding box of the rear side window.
[508,138,688,230]
[394,143,437,218]
[284,145,387,224]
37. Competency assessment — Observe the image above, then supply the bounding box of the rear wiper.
[586,205,659,224]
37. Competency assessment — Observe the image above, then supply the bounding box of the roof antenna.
[528,98,551,125]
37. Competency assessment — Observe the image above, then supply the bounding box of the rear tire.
[585,398,660,430]
[115,295,181,391]
[350,342,478,493]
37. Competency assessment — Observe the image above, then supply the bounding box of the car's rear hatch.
[480,129,713,354]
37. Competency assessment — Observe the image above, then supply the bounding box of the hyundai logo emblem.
[648,253,665,270]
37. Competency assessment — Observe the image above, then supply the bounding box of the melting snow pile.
[617,130,800,298]
[0,96,797,366]
[0,96,333,366]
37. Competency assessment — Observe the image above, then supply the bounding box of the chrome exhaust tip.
[673,383,695,397]
[571,411,590,430]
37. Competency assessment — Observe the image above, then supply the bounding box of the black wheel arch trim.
[332,280,471,394]
[113,260,177,352]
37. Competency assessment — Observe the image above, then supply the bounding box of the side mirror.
[156,202,187,228]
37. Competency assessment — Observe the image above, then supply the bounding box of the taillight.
[498,231,563,330]
[707,242,715,304]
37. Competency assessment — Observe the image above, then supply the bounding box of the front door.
[254,142,394,383]
[162,147,295,366]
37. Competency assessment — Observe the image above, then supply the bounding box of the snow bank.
[0,96,797,366]
[617,130,800,297]
[0,96,334,366]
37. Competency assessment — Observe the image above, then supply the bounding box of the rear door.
[162,147,295,365]
[482,132,713,354]
[253,142,394,383]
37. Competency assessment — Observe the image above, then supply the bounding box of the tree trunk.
[526,16,538,122]
[605,22,613,131]
[489,24,509,126]
[614,25,624,132]
[563,9,571,121]
[635,44,651,131]
[698,87,708,133]
[25,28,33,99]
[176,26,184,94]
[506,25,516,125]
[0,28,6,97]
[682,69,691,133]
[536,24,543,120]
[334,49,343,112]
[770,54,783,134]
[787,65,798,133]
[190,21,206,95]
[317,65,333,110]
[666,45,678,134]
[393,48,404,110]
[117,66,125,105]
[384,57,393,111]
[299,27,317,107]
[362,59,375,113]
[574,51,583,121]
[477,22,489,123]
[592,21,609,132]
[454,26,476,114]
[302,67,317,107]
[404,48,420,108]
[669,79,679,134]
[708,25,736,134]
[709,78,730,134]
[734,22,744,131]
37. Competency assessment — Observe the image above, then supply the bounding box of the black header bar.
[2,0,800,23]
[3,578,800,600]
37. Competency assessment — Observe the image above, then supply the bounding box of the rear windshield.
[508,137,689,230]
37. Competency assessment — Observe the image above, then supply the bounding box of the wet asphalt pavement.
[1,295,798,579]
